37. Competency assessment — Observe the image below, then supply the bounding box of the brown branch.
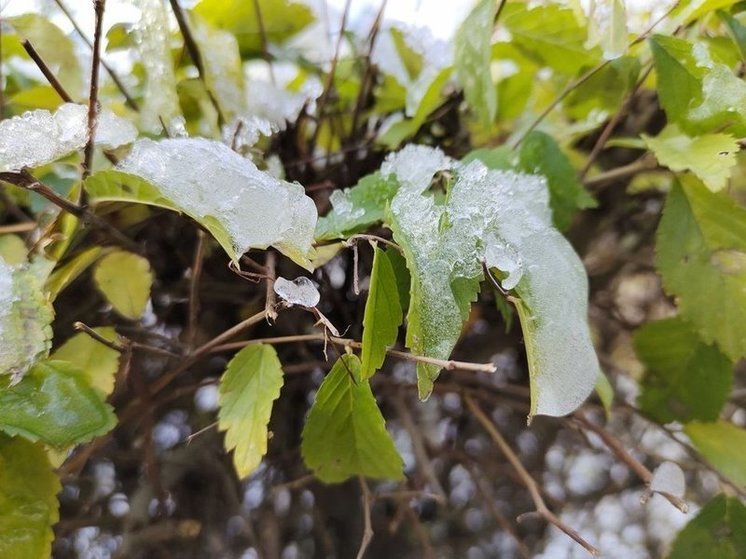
[187,230,206,347]
[572,413,689,513]
[356,477,374,559]
[53,0,139,110]
[465,395,600,556]
[21,40,74,102]
[264,251,278,321]
[82,0,106,183]
[583,154,659,188]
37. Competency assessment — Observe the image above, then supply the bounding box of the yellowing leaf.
[0,434,61,559]
[644,125,739,192]
[301,355,403,483]
[93,250,153,320]
[45,247,103,301]
[51,327,121,397]
[218,345,284,478]
[685,421,746,487]
[360,248,403,379]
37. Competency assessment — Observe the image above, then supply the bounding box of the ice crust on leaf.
[118,138,317,266]
[0,104,136,172]
[385,146,600,415]
[0,257,54,383]
[273,276,320,307]
[650,461,686,498]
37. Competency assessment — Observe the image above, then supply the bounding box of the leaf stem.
[82,0,106,184]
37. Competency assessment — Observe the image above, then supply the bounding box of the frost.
[381,144,453,192]
[650,461,686,498]
[118,138,317,265]
[329,190,365,220]
[0,104,137,172]
[221,116,275,153]
[134,0,182,133]
[484,238,523,290]
[0,256,54,383]
[273,276,320,307]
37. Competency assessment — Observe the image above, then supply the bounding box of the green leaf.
[0,434,60,559]
[51,327,121,397]
[586,0,628,60]
[386,246,411,314]
[454,0,498,126]
[673,0,743,25]
[667,494,746,559]
[45,247,103,301]
[390,27,423,80]
[634,317,732,423]
[685,422,746,487]
[0,257,54,381]
[595,373,614,418]
[518,131,596,230]
[301,355,403,483]
[193,0,314,57]
[218,345,284,478]
[502,4,600,75]
[7,14,83,97]
[315,173,400,241]
[650,35,706,126]
[0,360,116,446]
[0,235,27,266]
[360,248,403,379]
[656,177,746,361]
[719,9,746,61]
[643,125,739,192]
[93,250,152,320]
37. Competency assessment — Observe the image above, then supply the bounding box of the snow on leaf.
[273,276,320,308]
[0,256,54,383]
[0,104,136,172]
[117,138,317,267]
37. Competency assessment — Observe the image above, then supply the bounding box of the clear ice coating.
[385,145,600,415]
[0,256,54,382]
[650,461,686,498]
[329,190,365,220]
[0,104,137,172]
[117,138,317,265]
[273,276,320,308]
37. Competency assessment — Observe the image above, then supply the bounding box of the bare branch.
[21,40,74,103]
[82,0,106,183]
[356,477,374,559]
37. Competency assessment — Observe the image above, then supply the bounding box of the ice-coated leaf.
[0,257,54,382]
[635,317,732,423]
[194,0,314,56]
[301,355,403,483]
[360,248,403,379]
[93,251,153,320]
[0,360,116,446]
[218,344,284,478]
[454,0,497,126]
[0,104,137,172]
[134,0,182,133]
[518,131,596,231]
[650,461,686,499]
[586,0,628,60]
[685,421,746,487]
[273,276,320,308]
[189,12,246,119]
[118,138,317,267]
[51,327,121,397]
[656,176,746,361]
[7,14,83,97]
[315,173,400,241]
[0,434,60,559]
[667,494,746,559]
[643,125,739,192]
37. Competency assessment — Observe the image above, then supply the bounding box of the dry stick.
[345,233,403,253]
[464,395,600,557]
[356,477,374,559]
[210,332,497,373]
[572,413,689,513]
[251,0,276,85]
[583,154,658,188]
[264,251,278,321]
[21,40,74,102]
[309,0,352,150]
[187,230,206,348]
[82,0,106,184]
[74,321,180,358]
[168,0,225,125]
[53,0,138,110]
[0,222,37,234]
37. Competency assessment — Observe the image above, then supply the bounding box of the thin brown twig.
[584,154,659,188]
[264,251,278,321]
[0,222,37,234]
[572,413,689,513]
[82,0,106,184]
[465,395,600,556]
[53,0,139,110]
[251,0,276,85]
[21,40,74,102]
[187,230,206,348]
[356,477,374,559]
[345,234,403,253]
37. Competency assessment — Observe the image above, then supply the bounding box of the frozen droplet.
[108,493,130,517]
[650,461,685,498]
[329,189,365,219]
[485,238,523,290]
[273,276,320,308]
